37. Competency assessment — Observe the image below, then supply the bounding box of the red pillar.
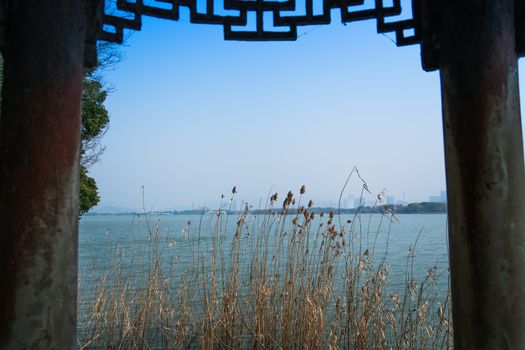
[0,1,86,348]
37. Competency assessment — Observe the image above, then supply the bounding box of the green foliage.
[78,70,110,214]
[79,167,100,216]
[382,201,447,214]
[81,77,109,141]
[80,70,110,169]
[402,201,447,213]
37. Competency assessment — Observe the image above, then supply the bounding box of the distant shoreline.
[85,201,447,216]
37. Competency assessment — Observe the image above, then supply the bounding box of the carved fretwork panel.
[98,0,420,45]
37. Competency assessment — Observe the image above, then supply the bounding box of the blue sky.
[91,4,525,211]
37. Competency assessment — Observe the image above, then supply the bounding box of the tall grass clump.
[77,176,451,349]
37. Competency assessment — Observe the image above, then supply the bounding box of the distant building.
[429,190,447,203]
[386,195,395,205]
[429,195,442,202]
[345,195,355,209]
[319,200,337,208]
[354,197,364,208]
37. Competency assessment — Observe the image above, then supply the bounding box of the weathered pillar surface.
[440,0,525,348]
[0,1,86,349]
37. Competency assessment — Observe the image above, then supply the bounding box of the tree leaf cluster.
[78,69,110,215]
[80,71,110,171]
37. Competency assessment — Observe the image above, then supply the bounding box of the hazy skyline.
[90,9,525,211]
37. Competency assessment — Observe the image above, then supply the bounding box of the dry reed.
[77,184,452,349]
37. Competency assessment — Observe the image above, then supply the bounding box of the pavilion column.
[439,0,525,348]
[0,1,87,348]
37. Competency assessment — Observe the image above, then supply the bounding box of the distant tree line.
[390,201,447,214]
[85,201,446,216]
[236,202,447,215]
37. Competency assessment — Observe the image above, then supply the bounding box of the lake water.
[77,212,450,348]
[79,212,449,292]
